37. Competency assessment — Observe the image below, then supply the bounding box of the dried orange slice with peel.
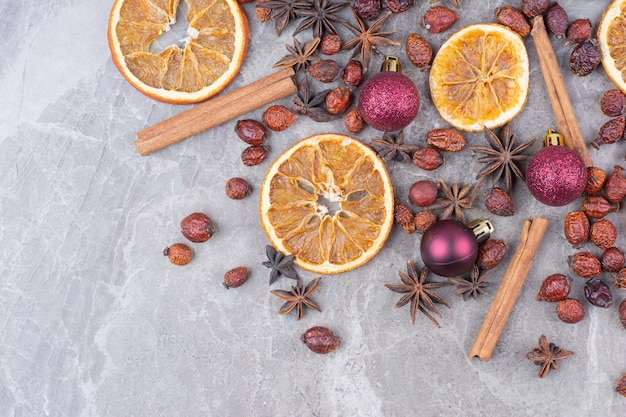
[108,0,248,104]
[429,23,529,132]
[260,134,394,274]
[599,0,626,94]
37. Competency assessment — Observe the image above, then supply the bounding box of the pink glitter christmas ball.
[357,71,420,132]
[526,145,587,206]
[420,219,478,277]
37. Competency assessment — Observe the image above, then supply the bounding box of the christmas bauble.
[526,145,587,206]
[357,71,420,132]
[420,219,478,277]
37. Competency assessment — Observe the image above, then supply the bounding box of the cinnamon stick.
[468,217,549,361]
[135,68,297,156]
[530,15,593,167]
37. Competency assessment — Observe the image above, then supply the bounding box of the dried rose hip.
[604,165,626,203]
[617,373,626,396]
[394,202,415,234]
[413,147,443,170]
[425,128,465,152]
[163,243,193,266]
[520,0,549,18]
[181,212,215,242]
[405,33,432,71]
[477,239,507,270]
[241,145,269,166]
[343,59,364,86]
[255,0,271,22]
[344,108,365,133]
[225,177,252,200]
[590,219,617,250]
[301,326,340,354]
[484,187,515,217]
[235,119,267,145]
[566,18,592,44]
[570,39,601,77]
[421,6,458,34]
[584,278,613,308]
[382,0,413,14]
[582,194,618,219]
[556,298,585,323]
[320,34,341,55]
[563,211,589,248]
[612,268,626,289]
[353,0,381,21]
[408,180,438,207]
[546,2,568,38]
[263,105,297,131]
[414,210,437,233]
[537,274,571,302]
[591,116,625,149]
[495,6,531,37]
[601,247,625,272]
[600,89,626,117]
[325,87,352,115]
[585,166,606,194]
[223,266,250,289]
[308,59,341,83]
[619,299,626,330]
[568,251,602,279]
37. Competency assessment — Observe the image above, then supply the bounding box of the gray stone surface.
[2,0,626,416]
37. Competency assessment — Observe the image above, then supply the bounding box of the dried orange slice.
[429,23,529,132]
[599,0,626,94]
[260,134,394,275]
[108,0,248,104]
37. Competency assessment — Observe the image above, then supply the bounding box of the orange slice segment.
[260,134,394,274]
[599,0,626,94]
[429,23,529,132]
[108,0,248,104]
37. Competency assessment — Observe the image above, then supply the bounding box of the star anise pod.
[294,0,350,39]
[369,130,419,163]
[469,124,535,192]
[262,245,299,285]
[448,264,491,300]
[260,0,312,35]
[291,75,336,122]
[429,179,475,223]
[526,334,574,378]
[273,37,321,74]
[271,277,322,320]
[385,260,451,327]
[342,8,400,70]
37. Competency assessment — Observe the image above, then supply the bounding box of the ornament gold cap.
[468,219,494,244]
[544,128,565,147]
[380,56,402,73]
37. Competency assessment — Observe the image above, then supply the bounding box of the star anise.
[448,264,491,300]
[294,0,349,39]
[262,245,299,285]
[469,124,535,193]
[291,75,336,122]
[429,179,475,223]
[385,260,451,327]
[271,277,321,320]
[369,130,419,163]
[273,37,321,74]
[342,8,400,70]
[260,0,312,35]
[526,334,574,378]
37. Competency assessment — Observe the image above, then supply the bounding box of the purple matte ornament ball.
[420,219,478,277]
[357,71,420,132]
[525,145,587,206]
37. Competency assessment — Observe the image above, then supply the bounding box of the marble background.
[2,0,626,416]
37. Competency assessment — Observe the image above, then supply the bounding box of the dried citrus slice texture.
[429,23,529,132]
[599,0,626,94]
[260,134,394,274]
[108,0,248,104]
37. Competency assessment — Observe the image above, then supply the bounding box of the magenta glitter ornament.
[357,57,420,132]
[526,145,586,207]
[420,219,487,277]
